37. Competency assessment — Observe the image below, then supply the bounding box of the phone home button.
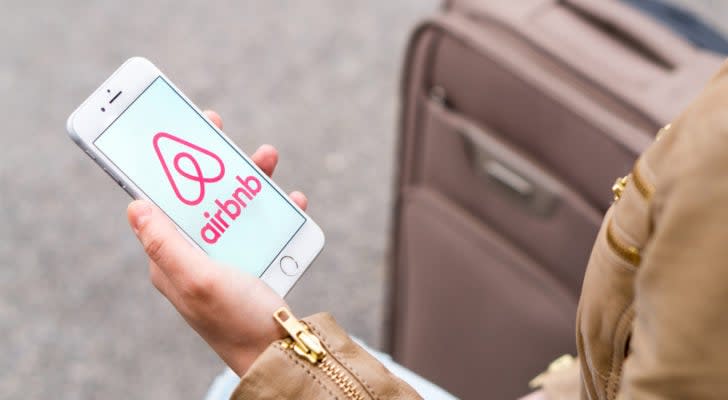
[279,256,299,276]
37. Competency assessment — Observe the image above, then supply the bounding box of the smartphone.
[66,57,325,297]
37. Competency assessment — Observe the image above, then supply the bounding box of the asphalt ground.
[1,1,437,398]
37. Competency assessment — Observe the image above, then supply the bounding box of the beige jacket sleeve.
[617,70,728,398]
[229,312,422,400]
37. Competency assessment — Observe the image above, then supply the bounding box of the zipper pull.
[612,175,630,202]
[274,307,326,364]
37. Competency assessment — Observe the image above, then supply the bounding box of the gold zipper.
[607,124,669,264]
[274,308,326,363]
[318,358,367,400]
[608,160,652,265]
[631,161,653,200]
[612,161,653,202]
[274,308,367,400]
[630,122,671,199]
[608,170,646,266]
[612,175,630,201]
[612,123,668,202]
[606,219,641,266]
[608,175,644,265]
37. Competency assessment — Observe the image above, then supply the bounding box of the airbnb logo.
[153,132,264,245]
[153,132,225,206]
[200,175,262,244]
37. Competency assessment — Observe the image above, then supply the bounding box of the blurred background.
[1,0,726,399]
[1,1,438,398]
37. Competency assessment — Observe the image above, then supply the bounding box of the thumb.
[127,200,205,282]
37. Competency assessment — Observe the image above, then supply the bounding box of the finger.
[250,144,279,177]
[204,110,223,130]
[127,200,207,285]
[148,260,198,316]
[289,191,308,211]
[149,260,179,303]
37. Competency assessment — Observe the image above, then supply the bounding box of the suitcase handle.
[456,117,561,217]
[561,0,690,70]
[429,89,561,217]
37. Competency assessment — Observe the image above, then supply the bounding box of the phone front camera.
[101,107,106,112]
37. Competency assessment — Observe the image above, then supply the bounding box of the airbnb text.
[200,175,262,244]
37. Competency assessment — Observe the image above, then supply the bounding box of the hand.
[126,110,309,376]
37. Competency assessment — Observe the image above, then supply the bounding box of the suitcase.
[387,1,723,399]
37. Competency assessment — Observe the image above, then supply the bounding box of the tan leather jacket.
[231,63,728,400]
[576,61,728,399]
[230,311,422,400]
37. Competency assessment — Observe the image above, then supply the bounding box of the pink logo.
[153,132,225,206]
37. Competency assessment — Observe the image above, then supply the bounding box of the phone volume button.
[122,189,134,198]
[101,167,120,184]
[120,184,134,198]
[105,169,134,197]
[85,149,96,160]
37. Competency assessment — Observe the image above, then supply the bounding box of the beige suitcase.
[388,1,722,398]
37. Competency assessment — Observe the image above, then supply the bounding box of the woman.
[126,62,728,399]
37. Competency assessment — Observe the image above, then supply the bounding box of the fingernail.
[130,201,152,234]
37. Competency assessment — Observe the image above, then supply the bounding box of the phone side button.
[279,256,299,276]
[106,172,134,197]
[117,182,135,198]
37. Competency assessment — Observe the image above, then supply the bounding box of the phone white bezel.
[66,57,325,297]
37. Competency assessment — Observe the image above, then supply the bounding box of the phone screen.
[94,76,306,277]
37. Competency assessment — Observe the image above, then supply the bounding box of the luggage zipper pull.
[274,307,326,364]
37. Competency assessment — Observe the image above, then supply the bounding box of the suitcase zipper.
[274,308,367,400]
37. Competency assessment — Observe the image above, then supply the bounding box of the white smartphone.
[66,57,325,297]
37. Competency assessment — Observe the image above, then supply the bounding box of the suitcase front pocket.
[393,187,577,400]
[416,96,602,295]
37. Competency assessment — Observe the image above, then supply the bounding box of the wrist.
[519,390,547,400]
[228,304,289,376]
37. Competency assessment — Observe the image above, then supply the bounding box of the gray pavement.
[1,1,437,399]
[2,1,728,399]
